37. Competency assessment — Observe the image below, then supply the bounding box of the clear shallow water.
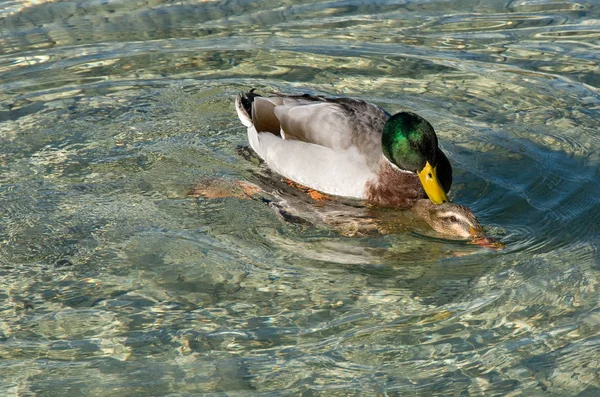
[1,0,599,395]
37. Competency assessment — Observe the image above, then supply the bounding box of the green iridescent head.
[382,112,448,204]
[381,112,438,171]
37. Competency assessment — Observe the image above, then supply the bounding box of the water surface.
[1,0,599,395]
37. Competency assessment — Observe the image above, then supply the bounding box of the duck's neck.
[410,199,435,222]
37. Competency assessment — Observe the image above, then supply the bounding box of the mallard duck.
[235,90,452,207]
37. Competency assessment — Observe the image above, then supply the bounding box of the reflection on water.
[1,0,599,395]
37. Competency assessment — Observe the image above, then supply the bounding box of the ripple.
[430,13,568,33]
[536,28,600,39]
[1,0,600,395]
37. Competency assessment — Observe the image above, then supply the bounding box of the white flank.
[252,130,375,199]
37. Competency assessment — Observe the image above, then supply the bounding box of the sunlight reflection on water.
[0,0,599,395]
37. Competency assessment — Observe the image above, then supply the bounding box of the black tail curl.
[238,88,261,116]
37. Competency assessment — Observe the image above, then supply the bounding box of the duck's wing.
[252,94,388,160]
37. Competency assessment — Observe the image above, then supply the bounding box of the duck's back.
[238,93,389,165]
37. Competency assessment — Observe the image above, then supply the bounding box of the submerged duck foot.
[283,178,332,202]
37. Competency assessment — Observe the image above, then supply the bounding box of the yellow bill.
[418,161,448,204]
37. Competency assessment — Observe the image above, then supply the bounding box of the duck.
[409,199,495,246]
[189,175,498,246]
[235,90,452,207]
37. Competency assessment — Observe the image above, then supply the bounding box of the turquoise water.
[1,0,599,395]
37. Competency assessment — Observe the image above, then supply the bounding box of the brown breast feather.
[365,160,426,208]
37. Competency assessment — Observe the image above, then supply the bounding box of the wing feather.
[252,97,281,134]
[250,96,359,150]
[275,103,352,150]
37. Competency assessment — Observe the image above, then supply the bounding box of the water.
[1,0,599,395]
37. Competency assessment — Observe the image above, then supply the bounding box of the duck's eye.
[448,216,457,223]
